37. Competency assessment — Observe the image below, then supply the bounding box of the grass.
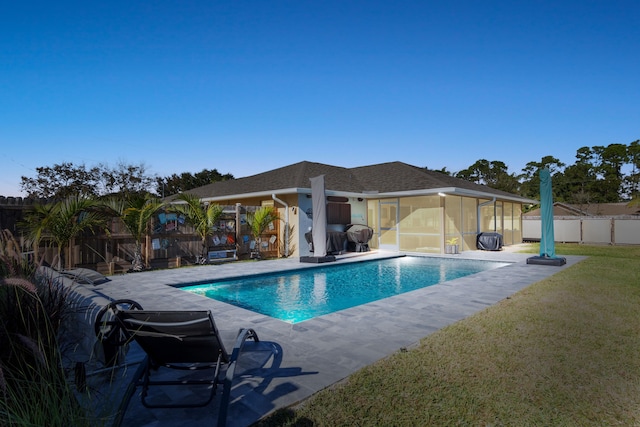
[257,244,640,426]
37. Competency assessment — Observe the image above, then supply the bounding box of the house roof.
[179,161,535,203]
[524,202,640,217]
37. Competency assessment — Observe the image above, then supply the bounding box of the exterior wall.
[349,198,367,225]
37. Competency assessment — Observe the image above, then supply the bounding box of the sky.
[1,1,639,197]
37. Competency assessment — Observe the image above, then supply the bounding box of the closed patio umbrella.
[300,175,336,263]
[527,167,566,266]
[310,174,328,257]
[539,167,556,258]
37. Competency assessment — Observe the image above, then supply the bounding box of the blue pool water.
[181,256,510,323]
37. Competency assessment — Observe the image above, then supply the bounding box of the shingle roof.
[180,160,530,201]
[349,162,519,197]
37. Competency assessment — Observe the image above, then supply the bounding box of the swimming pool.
[181,256,510,323]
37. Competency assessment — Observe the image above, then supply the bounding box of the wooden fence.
[2,202,282,273]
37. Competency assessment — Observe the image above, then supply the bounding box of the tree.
[98,161,157,196]
[455,159,520,193]
[20,162,101,199]
[20,161,158,199]
[425,166,452,175]
[156,168,234,197]
[590,144,629,202]
[246,206,280,259]
[170,193,223,262]
[103,194,164,271]
[21,196,106,270]
[625,140,640,202]
[518,156,565,200]
[561,162,597,206]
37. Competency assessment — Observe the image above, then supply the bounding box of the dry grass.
[258,244,640,426]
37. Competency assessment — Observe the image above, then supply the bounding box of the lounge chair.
[101,300,259,427]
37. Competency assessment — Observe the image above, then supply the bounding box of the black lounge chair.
[100,301,259,427]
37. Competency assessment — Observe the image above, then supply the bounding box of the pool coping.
[80,249,586,426]
[177,255,513,324]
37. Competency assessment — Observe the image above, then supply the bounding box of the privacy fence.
[0,198,282,273]
[522,216,640,245]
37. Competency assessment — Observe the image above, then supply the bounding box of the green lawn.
[257,244,640,426]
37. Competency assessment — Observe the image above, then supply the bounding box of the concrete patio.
[70,247,584,426]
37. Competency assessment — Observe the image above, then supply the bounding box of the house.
[179,161,536,257]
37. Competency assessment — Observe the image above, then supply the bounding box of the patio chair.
[101,301,259,427]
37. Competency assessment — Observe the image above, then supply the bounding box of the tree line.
[19,161,234,200]
[19,140,639,204]
[442,141,639,204]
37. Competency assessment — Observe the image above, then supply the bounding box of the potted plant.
[445,237,460,254]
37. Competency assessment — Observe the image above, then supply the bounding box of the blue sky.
[1,1,638,196]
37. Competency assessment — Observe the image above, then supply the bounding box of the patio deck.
[75,247,585,426]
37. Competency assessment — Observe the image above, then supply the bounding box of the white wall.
[523,217,640,245]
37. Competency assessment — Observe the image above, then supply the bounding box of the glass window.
[503,202,513,245]
[444,195,462,236]
[479,199,495,233]
[367,200,379,249]
[398,196,441,252]
[399,234,441,253]
[462,197,477,233]
[461,197,478,251]
[495,201,503,235]
[399,196,440,233]
[513,204,522,243]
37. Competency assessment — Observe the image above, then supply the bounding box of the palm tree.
[103,194,164,271]
[246,206,280,259]
[21,196,106,270]
[170,193,223,263]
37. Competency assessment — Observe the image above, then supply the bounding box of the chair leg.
[111,356,149,427]
[218,328,259,427]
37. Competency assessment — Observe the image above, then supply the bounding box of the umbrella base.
[526,255,566,266]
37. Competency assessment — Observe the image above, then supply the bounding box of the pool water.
[181,256,510,323]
